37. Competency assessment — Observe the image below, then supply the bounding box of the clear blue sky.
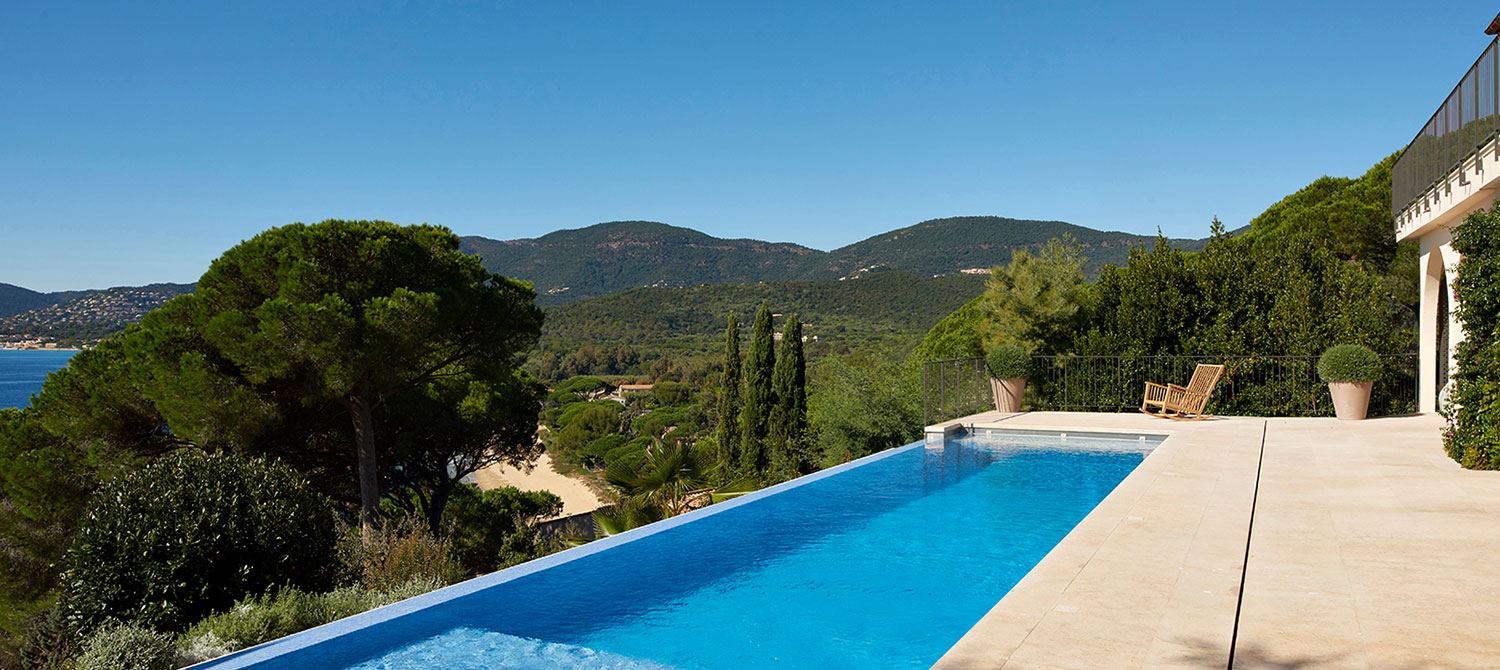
[0,1,1491,291]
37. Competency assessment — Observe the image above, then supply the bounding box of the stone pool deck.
[928,411,1500,670]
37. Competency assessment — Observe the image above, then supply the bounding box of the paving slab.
[929,412,1500,670]
[1234,415,1500,670]
[932,412,1263,670]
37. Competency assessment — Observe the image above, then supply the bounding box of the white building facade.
[1390,26,1500,412]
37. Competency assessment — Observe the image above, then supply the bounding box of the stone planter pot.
[990,378,1026,413]
[1328,381,1373,420]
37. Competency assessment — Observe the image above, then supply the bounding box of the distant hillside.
[538,271,987,362]
[0,282,88,317]
[0,283,195,342]
[461,217,1214,305]
[460,221,821,305]
[811,217,1210,280]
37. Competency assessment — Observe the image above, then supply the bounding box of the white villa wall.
[1417,232,1463,412]
[1397,138,1500,412]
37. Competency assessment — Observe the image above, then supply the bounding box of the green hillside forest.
[529,271,986,382]
[460,217,1213,305]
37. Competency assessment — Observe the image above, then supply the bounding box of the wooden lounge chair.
[1141,364,1224,421]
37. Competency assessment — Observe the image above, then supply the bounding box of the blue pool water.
[0,349,75,409]
[209,432,1158,670]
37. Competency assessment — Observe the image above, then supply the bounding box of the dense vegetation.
[915,153,1419,419]
[0,221,562,669]
[1073,225,1409,357]
[62,452,338,632]
[459,218,1215,306]
[545,306,904,537]
[1444,208,1500,469]
[529,271,985,383]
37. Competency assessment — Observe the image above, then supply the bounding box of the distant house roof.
[618,384,654,392]
[1488,12,1500,35]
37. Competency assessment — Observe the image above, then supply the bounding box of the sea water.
[0,349,74,409]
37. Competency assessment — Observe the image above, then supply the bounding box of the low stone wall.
[538,510,597,542]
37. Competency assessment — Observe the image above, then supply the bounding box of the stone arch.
[1423,246,1451,409]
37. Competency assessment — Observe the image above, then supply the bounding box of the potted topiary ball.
[1317,344,1381,420]
[986,343,1030,413]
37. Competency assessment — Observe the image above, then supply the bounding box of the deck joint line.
[1226,420,1268,670]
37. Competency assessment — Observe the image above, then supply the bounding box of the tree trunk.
[345,384,382,533]
[425,478,455,539]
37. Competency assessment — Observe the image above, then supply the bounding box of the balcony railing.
[1391,38,1500,220]
[922,354,1418,426]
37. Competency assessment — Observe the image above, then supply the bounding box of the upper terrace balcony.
[1392,37,1500,241]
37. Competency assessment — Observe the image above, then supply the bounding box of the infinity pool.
[198,430,1160,670]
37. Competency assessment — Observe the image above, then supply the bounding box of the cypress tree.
[740,302,775,475]
[770,314,808,476]
[716,312,742,477]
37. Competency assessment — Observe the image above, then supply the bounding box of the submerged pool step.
[346,628,682,670]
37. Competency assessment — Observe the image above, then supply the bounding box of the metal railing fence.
[922,356,994,427]
[922,354,1418,426]
[1392,38,1500,220]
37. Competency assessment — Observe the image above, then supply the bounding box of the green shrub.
[12,604,77,670]
[632,407,686,438]
[443,484,561,573]
[661,420,703,446]
[651,381,693,407]
[556,376,608,396]
[808,352,921,465]
[985,343,1030,379]
[61,451,338,632]
[1446,208,1500,469]
[583,434,629,466]
[175,631,238,668]
[1316,344,1380,382]
[177,576,447,664]
[177,588,323,656]
[547,390,580,405]
[75,621,175,670]
[317,584,379,623]
[368,575,447,608]
[337,516,464,592]
[605,438,650,473]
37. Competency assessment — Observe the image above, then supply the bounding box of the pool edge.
[186,439,928,670]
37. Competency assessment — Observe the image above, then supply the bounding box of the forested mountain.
[807,217,1211,280]
[459,221,822,305]
[460,217,1215,305]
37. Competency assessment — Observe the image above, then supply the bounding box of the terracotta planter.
[990,378,1026,413]
[1328,381,1373,420]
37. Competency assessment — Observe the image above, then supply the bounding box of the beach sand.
[475,452,606,519]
